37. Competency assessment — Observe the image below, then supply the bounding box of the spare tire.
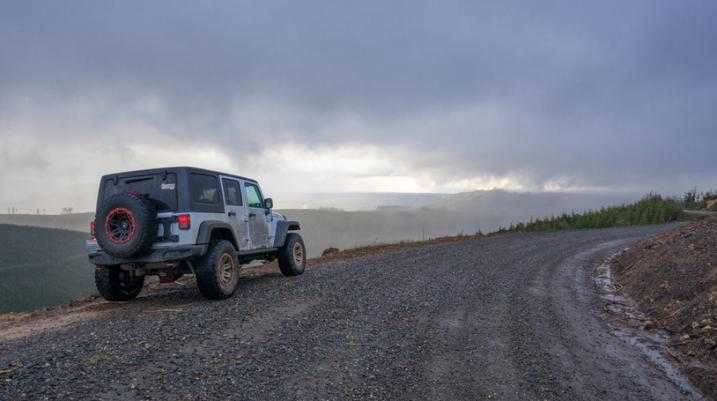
[96,193,157,258]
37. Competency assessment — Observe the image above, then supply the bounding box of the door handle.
[228,211,236,217]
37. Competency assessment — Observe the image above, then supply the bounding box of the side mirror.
[264,197,273,210]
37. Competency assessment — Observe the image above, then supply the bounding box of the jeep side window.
[190,173,220,204]
[222,178,242,206]
[245,183,263,208]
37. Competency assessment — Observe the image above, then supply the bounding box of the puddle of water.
[593,250,706,400]
[613,328,699,397]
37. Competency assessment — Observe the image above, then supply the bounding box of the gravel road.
[0,225,704,401]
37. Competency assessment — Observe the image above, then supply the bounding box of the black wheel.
[278,233,306,277]
[195,240,240,300]
[95,265,145,301]
[95,193,157,258]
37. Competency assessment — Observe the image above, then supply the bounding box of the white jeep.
[86,167,306,301]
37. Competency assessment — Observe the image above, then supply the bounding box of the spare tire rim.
[292,242,304,266]
[218,253,237,290]
[105,207,137,245]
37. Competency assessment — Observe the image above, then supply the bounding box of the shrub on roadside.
[681,188,717,210]
[321,247,340,257]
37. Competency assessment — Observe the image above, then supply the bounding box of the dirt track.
[0,225,706,401]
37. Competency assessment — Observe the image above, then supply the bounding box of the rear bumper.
[88,244,207,266]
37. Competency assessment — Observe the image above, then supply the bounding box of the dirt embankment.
[613,217,717,399]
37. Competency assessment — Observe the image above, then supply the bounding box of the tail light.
[176,214,191,230]
[90,220,96,239]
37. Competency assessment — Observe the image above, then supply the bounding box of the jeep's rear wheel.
[95,265,145,301]
[195,240,240,300]
[278,233,306,276]
[95,193,157,258]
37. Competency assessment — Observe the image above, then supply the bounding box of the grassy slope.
[0,213,93,233]
[496,195,682,233]
[0,224,95,313]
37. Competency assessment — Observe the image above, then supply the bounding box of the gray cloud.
[1,0,716,209]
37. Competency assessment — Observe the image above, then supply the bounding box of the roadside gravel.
[0,224,702,401]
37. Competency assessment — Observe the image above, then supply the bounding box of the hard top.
[101,166,258,184]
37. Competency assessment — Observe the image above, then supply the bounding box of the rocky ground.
[0,224,707,401]
[613,217,717,399]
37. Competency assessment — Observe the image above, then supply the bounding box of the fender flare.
[274,220,301,248]
[196,220,239,248]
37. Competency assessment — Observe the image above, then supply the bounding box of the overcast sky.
[1,1,716,211]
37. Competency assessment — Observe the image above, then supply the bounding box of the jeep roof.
[95,166,258,213]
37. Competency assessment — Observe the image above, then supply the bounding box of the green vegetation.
[496,194,682,233]
[0,224,94,313]
[681,188,717,211]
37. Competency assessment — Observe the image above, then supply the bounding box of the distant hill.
[271,190,639,216]
[271,192,448,211]
[424,189,640,221]
[277,190,638,256]
[277,208,481,257]
[0,213,93,233]
[0,224,94,313]
[270,191,641,255]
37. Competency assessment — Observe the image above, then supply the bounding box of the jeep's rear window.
[189,173,223,212]
[101,173,178,212]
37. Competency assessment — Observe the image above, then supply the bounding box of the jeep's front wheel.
[95,266,145,301]
[195,240,240,300]
[278,233,306,276]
